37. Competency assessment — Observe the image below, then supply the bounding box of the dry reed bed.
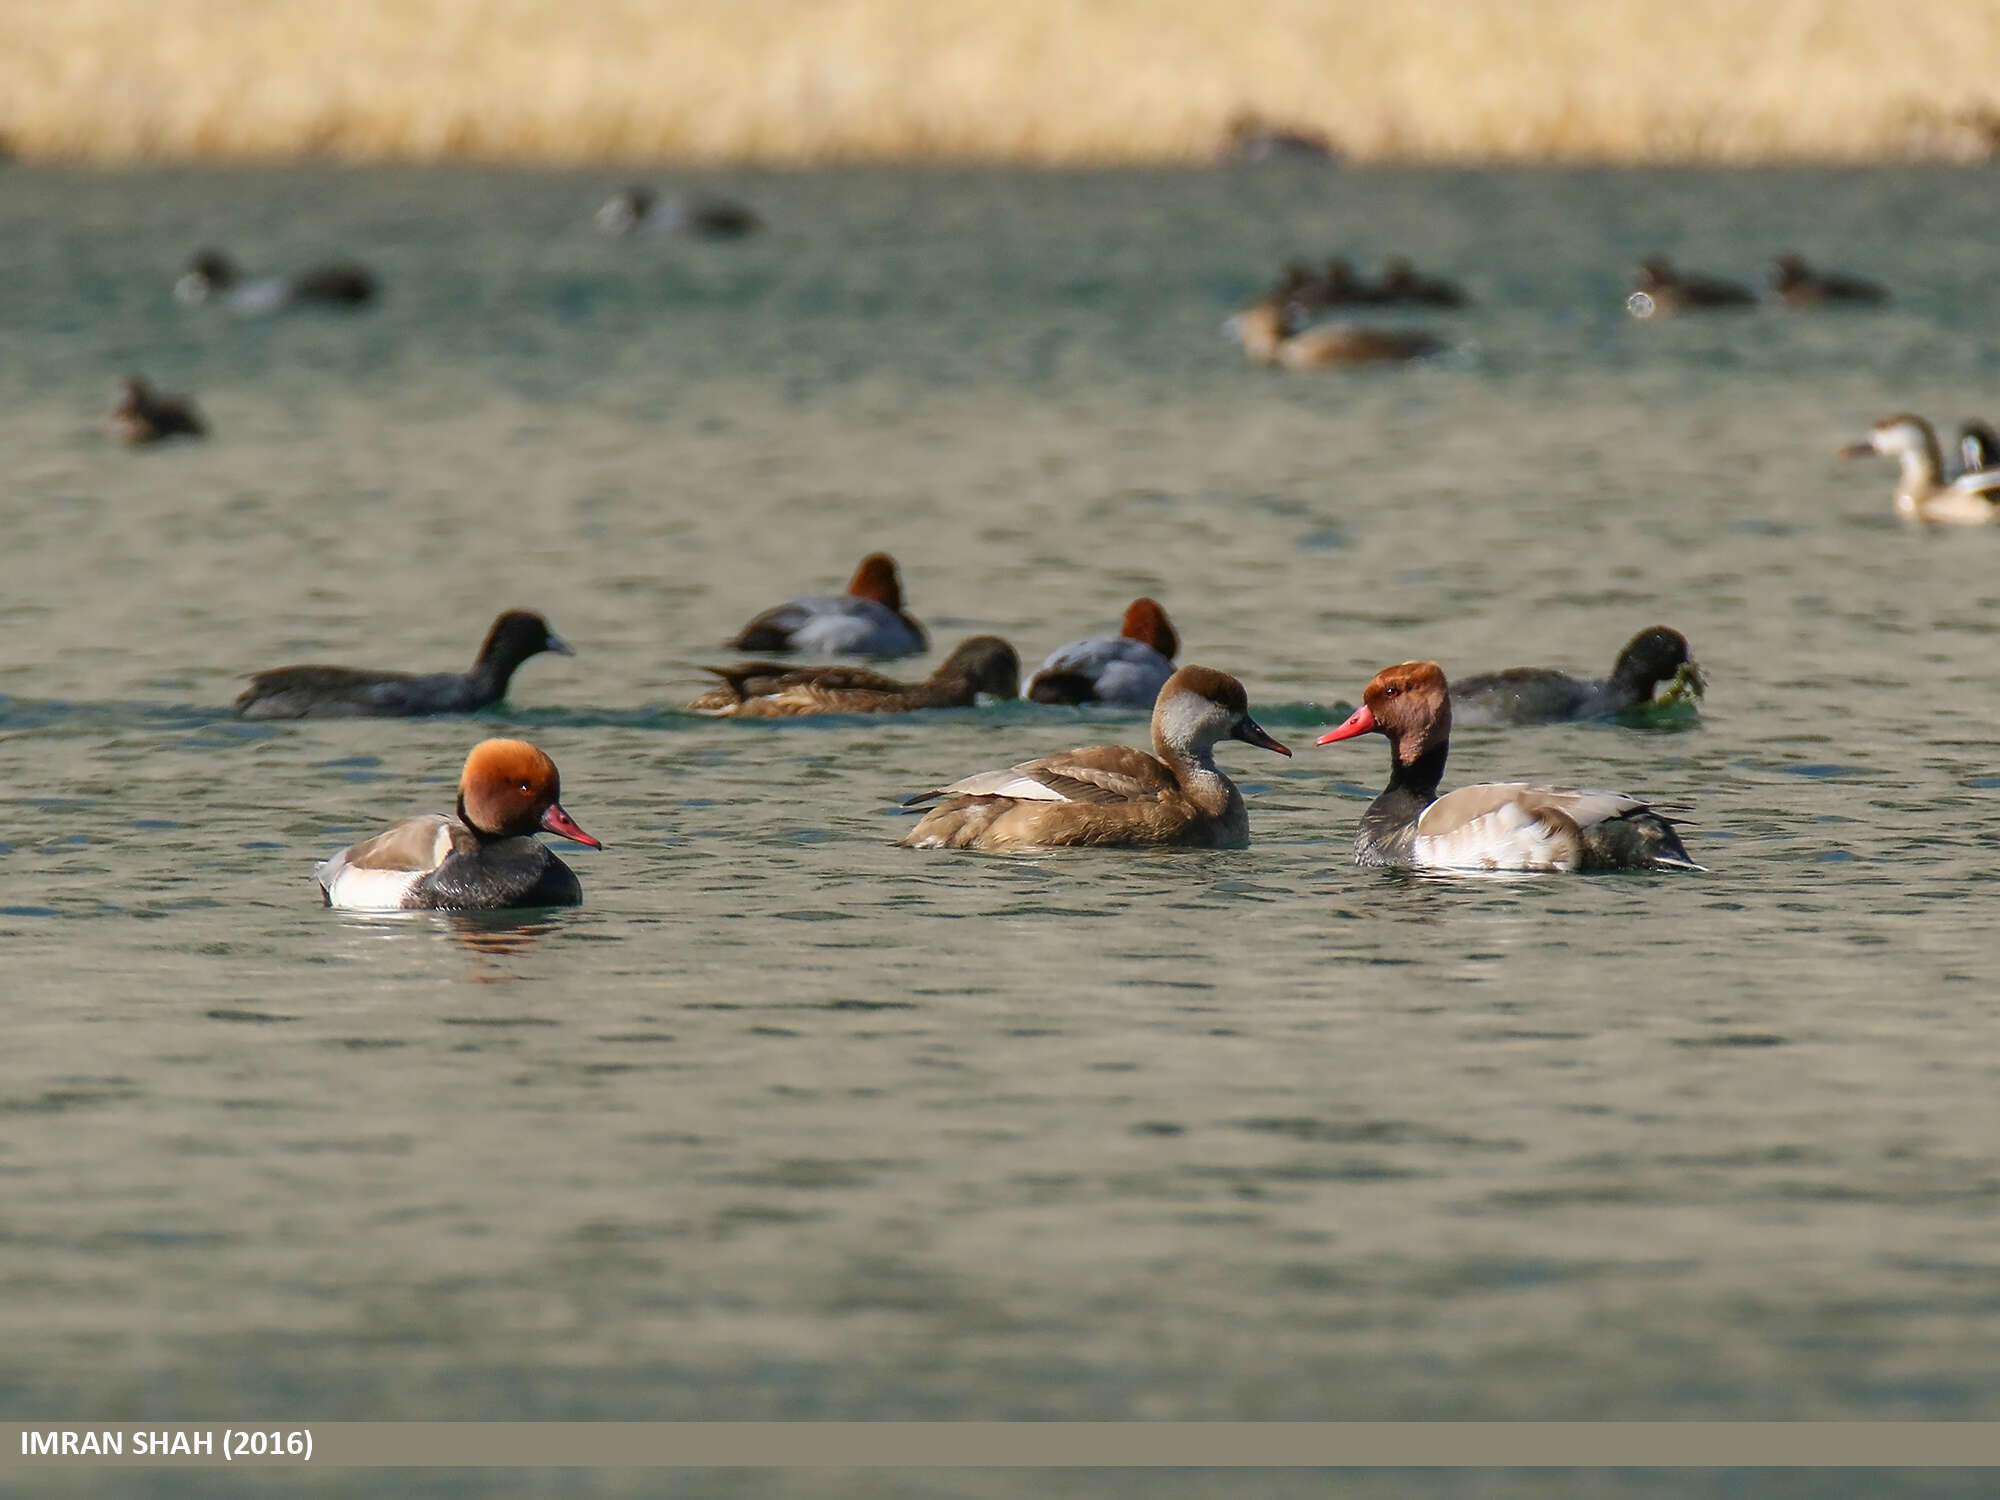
[8,0,2000,163]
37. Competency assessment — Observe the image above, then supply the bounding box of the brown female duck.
[900,665,1290,851]
[689,636,1018,717]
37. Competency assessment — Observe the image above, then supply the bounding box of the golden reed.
[7,0,2000,163]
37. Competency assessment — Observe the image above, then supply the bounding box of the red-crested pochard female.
[175,249,376,314]
[112,375,206,445]
[1839,413,2000,525]
[900,665,1290,851]
[1317,661,1700,872]
[316,738,600,910]
[1769,254,1888,307]
[1451,627,1702,727]
[728,553,927,657]
[1025,598,1180,707]
[1625,257,1755,319]
[688,635,1018,717]
[235,610,574,719]
[1227,295,1446,368]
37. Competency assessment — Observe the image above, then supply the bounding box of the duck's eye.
[519,782,532,794]
[1382,686,1399,698]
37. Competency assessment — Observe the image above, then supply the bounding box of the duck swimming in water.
[900,665,1290,851]
[235,611,575,719]
[1025,598,1180,708]
[727,553,927,658]
[1451,627,1701,727]
[1839,413,2000,525]
[596,187,762,239]
[315,738,600,910]
[1316,661,1700,873]
[1625,257,1755,319]
[688,635,1018,717]
[111,375,206,445]
[175,249,376,314]
[1227,295,1447,368]
[1769,253,1888,307]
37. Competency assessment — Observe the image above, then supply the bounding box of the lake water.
[3,162,1999,1497]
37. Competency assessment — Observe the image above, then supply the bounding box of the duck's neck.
[1893,436,1946,501]
[1158,739,1235,818]
[1357,740,1447,866]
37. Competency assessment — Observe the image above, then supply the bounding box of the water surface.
[3,164,2000,1486]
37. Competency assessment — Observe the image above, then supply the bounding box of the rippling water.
[5,162,2000,1493]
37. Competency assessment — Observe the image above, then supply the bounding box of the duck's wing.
[906,744,1175,807]
[1416,783,1698,872]
[316,813,459,906]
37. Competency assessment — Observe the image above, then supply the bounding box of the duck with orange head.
[316,739,601,910]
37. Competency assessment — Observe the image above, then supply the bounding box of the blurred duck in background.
[1840,413,2000,525]
[111,375,206,446]
[595,187,762,239]
[1227,294,1446,368]
[1025,598,1181,708]
[1769,253,1888,307]
[688,636,1018,718]
[1625,257,1755,318]
[175,248,376,314]
[727,552,927,657]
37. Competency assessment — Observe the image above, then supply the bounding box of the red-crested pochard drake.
[1625,257,1755,319]
[728,552,927,658]
[1025,598,1180,708]
[1451,627,1702,727]
[112,375,206,445]
[316,738,600,910]
[175,249,377,314]
[595,187,762,238]
[1227,295,1447,368]
[1839,413,2000,525]
[1770,254,1888,307]
[900,665,1290,851]
[235,610,574,719]
[1317,661,1700,872]
[688,635,1018,717]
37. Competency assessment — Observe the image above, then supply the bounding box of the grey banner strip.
[6,1423,2000,1468]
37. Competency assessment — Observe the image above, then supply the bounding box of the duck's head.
[475,610,575,672]
[845,552,907,612]
[1611,626,1697,697]
[1152,665,1289,760]
[1771,253,1809,289]
[457,738,599,847]
[1119,598,1179,659]
[1224,296,1290,362]
[1839,413,1941,467]
[1316,660,1451,766]
[938,635,1020,699]
[175,248,239,305]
